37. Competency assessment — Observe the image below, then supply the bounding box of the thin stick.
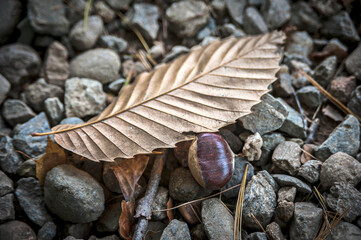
[292,88,308,132]
[305,118,320,144]
[133,150,167,240]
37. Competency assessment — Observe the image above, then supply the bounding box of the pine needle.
[299,69,361,126]
[234,164,249,240]
[83,0,92,31]
[250,213,267,233]
[116,11,150,53]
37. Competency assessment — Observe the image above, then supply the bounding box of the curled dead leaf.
[36,136,68,185]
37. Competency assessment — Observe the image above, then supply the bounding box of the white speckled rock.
[65,78,106,118]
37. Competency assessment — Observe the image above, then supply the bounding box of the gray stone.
[315,115,360,160]
[65,78,106,118]
[243,7,268,35]
[0,0,21,44]
[105,0,131,10]
[102,162,121,193]
[329,76,356,105]
[127,3,160,40]
[217,23,246,38]
[160,219,191,240]
[348,86,361,118]
[346,44,361,80]
[96,201,121,232]
[69,16,104,51]
[0,74,10,104]
[1,99,35,127]
[290,1,320,33]
[285,31,313,62]
[12,112,51,158]
[272,174,312,194]
[272,141,301,176]
[313,56,337,87]
[310,0,342,17]
[298,160,322,183]
[243,171,277,230]
[169,168,208,202]
[296,86,322,109]
[60,117,84,125]
[226,0,247,26]
[65,222,92,239]
[0,170,13,196]
[66,0,87,26]
[166,0,210,38]
[70,49,120,84]
[94,1,115,23]
[0,43,41,87]
[163,45,190,63]
[16,159,36,178]
[0,221,36,240]
[16,17,35,45]
[190,224,206,240]
[44,41,70,87]
[202,198,234,240]
[44,97,65,126]
[278,186,296,203]
[222,159,254,198]
[257,133,285,167]
[320,152,361,189]
[24,79,64,112]
[28,0,69,36]
[261,0,290,29]
[44,164,105,223]
[243,133,263,161]
[219,128,243,153]
[247,232,267,240]
[321,11,360,42]
[37,222,57,240]
[0,134,23,174]
[278,99,307,139]
[326,182,361,222]
[273,73,294,97]
[240,94,288,135]
[326,221,361,240]
[108,78,125,94]
[99,36,128,53]
[0,194,15,221]
[152,187,168,220]
[266,222,285,240]
[15,177,52,226]
[290,202,323,240]
[89,235,120,240]
[276,200,294,223]
[324,38,348,61]
[146,221,166,240]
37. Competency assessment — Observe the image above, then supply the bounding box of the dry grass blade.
[83,0,92,31]
[299,69,361,125]
[234,164,249,240]
[33,32,285,161]
[313,186,330,229]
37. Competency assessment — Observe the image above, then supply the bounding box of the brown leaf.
[111,155,150,201]
[119,200,135,240]
[36,32,285,161]
[36,136,68,185]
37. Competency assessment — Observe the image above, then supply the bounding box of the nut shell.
[188,133,234,190]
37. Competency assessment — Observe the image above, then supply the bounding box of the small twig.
[153,181,246,212]
[133,150,167,240]
[305,118,320,144]
[292,88,308,132]
[250,213,267,233]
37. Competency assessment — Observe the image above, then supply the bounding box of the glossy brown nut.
[188,133,234,190]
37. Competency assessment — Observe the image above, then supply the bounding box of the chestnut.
[188,133,235,190]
